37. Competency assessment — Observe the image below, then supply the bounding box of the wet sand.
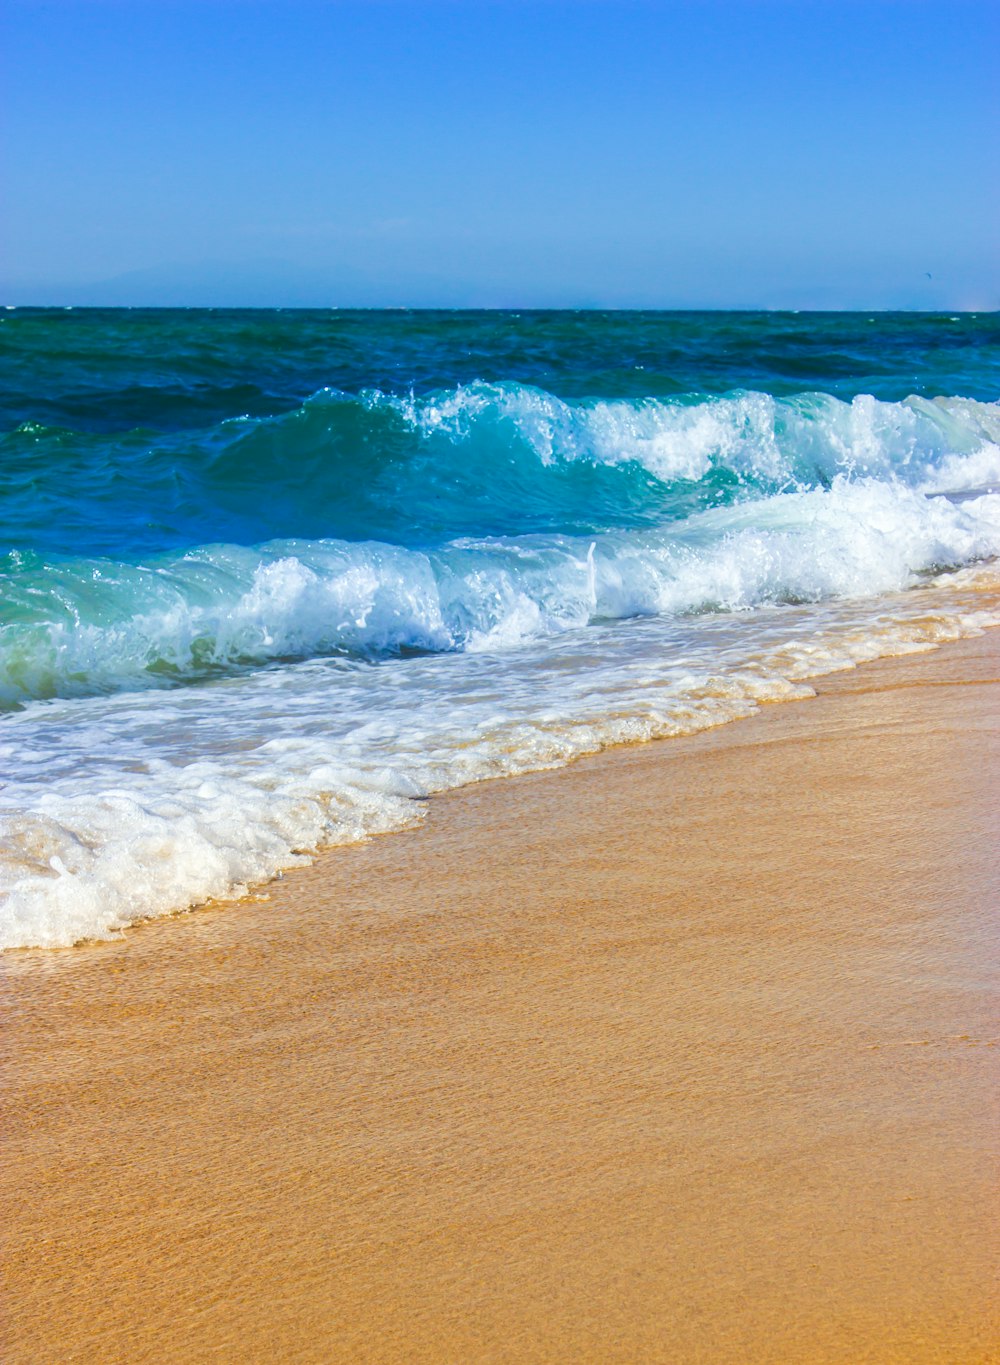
[2,631,999,1364]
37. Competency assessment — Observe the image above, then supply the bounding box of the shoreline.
[2,630,999,1362]
[6,567,1000,955]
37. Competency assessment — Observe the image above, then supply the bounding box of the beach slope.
[2,632,998,1363]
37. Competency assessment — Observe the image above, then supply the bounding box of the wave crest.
[6,384,1000,559]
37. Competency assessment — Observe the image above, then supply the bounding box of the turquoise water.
[4,309,1000,560]
[2,309,999,947]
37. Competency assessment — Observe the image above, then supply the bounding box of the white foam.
[2,568,998,950]
[389,383,1000,491]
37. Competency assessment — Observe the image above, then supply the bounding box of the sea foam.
[2,566,998,949]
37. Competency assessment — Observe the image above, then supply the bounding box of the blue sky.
[2,0,997,308]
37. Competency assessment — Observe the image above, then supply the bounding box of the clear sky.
[2,0,998,308]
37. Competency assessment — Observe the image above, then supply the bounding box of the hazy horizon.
[3,0,998,311]
[6,300,999,315]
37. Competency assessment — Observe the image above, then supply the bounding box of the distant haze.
[2,0,998,310]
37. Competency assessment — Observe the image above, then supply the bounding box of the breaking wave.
[3,385,999,708]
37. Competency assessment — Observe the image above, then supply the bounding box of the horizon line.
[4,302,997,315]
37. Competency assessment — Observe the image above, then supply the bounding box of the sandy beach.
[2,629,998,1364]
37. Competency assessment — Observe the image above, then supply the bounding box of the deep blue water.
[2,309,998,558]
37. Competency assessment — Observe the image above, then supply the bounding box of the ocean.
[2,308,998,949]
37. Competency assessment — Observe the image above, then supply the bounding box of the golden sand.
[2,632,998,1363]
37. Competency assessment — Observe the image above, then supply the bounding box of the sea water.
[2,309,998,948]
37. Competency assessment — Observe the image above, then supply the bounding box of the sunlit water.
[2,309,998,947]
